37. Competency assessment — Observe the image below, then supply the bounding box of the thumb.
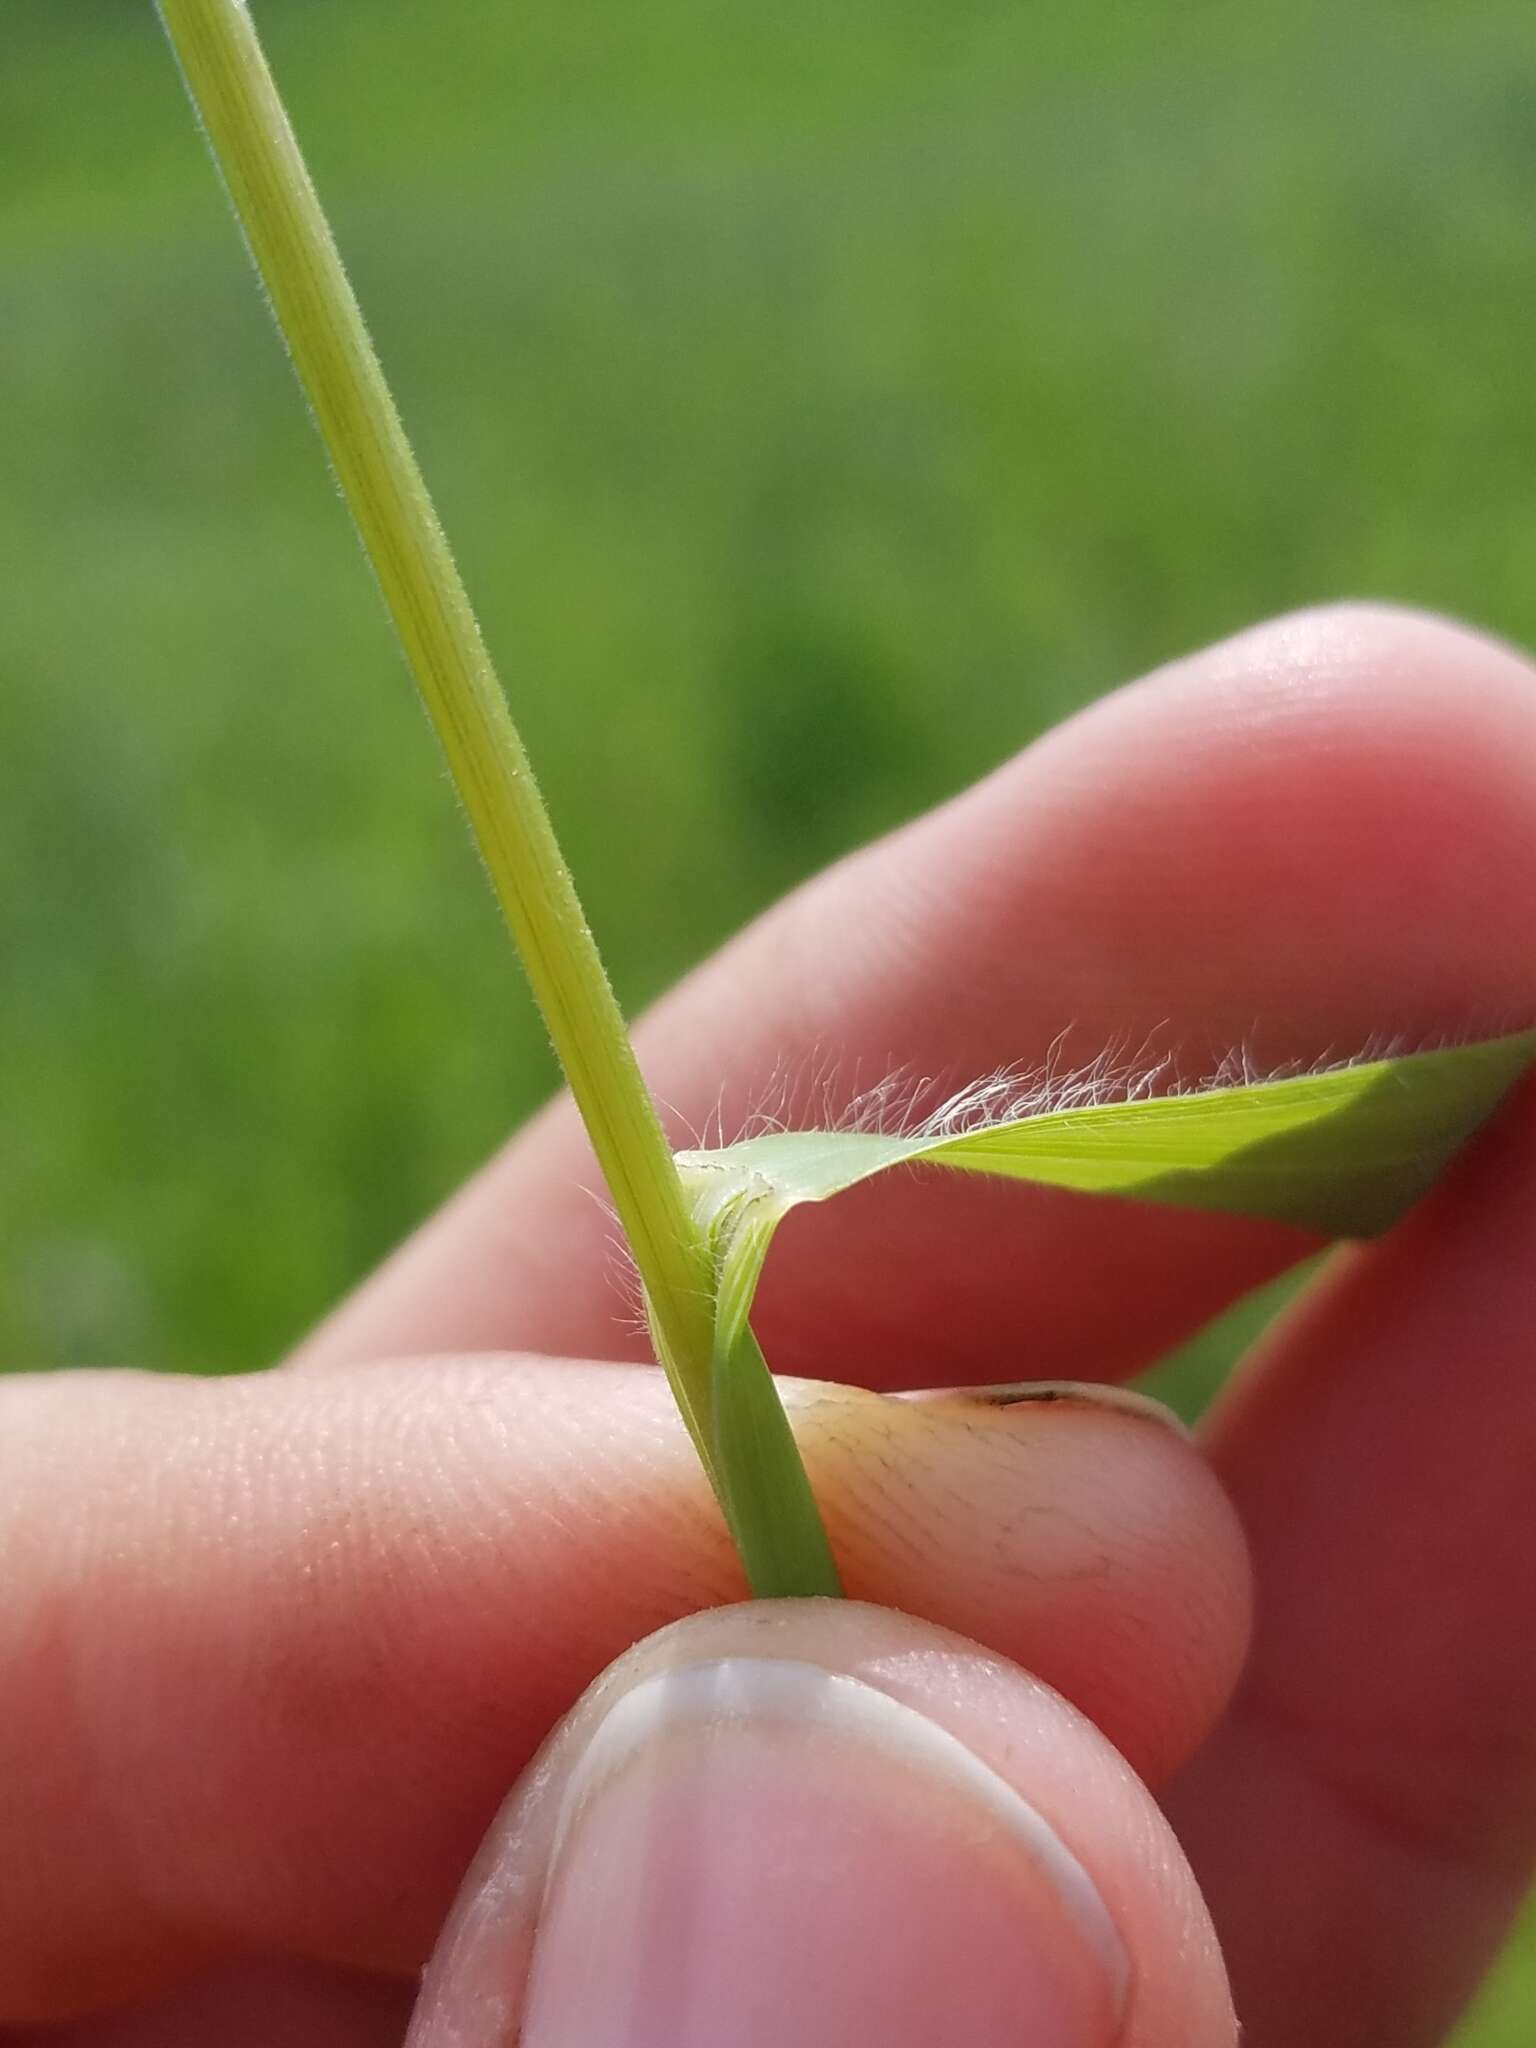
[409,1602,1236,2048]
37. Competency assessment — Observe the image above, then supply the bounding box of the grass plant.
[156,0,1532,1599]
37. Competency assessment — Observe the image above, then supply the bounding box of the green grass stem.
[154,0,839,1597]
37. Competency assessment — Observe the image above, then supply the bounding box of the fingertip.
[918,599,1536,1075]
[410,1603,1238,2048]
[1080,601,1536,759]
[789,1376,1252,1783]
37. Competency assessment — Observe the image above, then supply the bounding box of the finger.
[5,1958,411,2048]
[1163,1074,1536,2047]
[411,1601,1237,2048]
[0,1361,1246,2022]
[292,604,1536,1387]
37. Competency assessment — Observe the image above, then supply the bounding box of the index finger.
[293,604,1536,1385]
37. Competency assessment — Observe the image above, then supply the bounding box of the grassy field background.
[5,2,1535,2032]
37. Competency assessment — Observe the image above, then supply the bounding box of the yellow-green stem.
[155,0,839,1596]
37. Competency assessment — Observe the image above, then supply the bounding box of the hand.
[5,605,1533,2046]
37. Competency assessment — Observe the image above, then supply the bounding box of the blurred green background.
[4,3,1535,2034]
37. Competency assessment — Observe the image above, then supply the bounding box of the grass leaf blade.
[681,1031,1536,1353]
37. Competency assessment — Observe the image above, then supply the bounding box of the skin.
[4,603,1535,2043]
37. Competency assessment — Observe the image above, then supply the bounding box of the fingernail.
[515,1658,1127,2047]
[899,1378,1192,1437]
